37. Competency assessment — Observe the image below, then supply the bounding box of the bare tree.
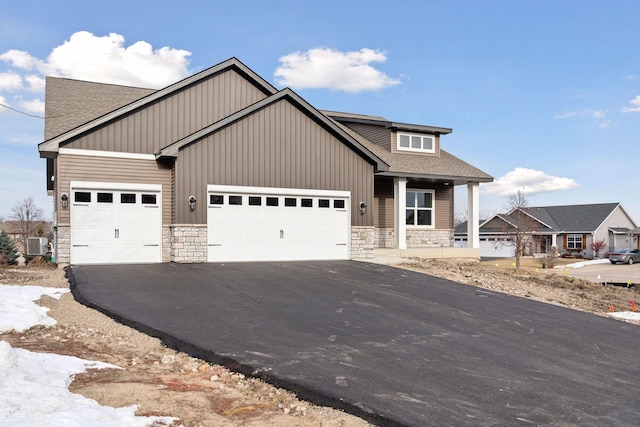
[501,190,538,269]
[9,197,45,253]
[454,211,467,226]
[454,209,497,227]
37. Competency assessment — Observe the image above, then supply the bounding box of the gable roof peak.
[39,57,278,157]
[156,87,389,172]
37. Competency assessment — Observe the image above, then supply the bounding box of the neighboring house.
[38,57,492,265]
[0,221,51,253]
[455,203,638,258]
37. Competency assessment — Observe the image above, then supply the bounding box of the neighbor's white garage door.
[479,238,515,258]
[207,185,350,262]
[70,181,162,264]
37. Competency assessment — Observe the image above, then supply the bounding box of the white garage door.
[207,185,350,262]
[479,238,515,258]
[70,182,162,264]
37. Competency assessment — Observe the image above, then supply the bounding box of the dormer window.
[397,133,435,153]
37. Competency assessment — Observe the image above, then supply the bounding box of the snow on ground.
[0,284,68,333]
[608,311,640,322]
[0,284,177,427]
[554,259,610,269]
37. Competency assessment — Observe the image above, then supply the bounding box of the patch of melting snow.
[608,311,640,323]
[555,259,610,269]
[0,284,177,426]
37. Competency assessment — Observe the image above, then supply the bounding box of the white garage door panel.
[207,185,350,262]
[479,239,515,258]
[70,183,162,264]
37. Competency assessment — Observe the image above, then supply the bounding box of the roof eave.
[375,171,493,184]
[388,122,452,135]
[325,113,453,135]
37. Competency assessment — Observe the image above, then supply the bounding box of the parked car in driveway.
[609,249,640,264]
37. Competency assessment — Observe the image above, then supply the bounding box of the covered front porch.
[373,175,483,255]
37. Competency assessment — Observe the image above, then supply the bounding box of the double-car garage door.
[207,185,350,262]
[69,183,350,264]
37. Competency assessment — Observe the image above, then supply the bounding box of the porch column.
[467,182,480,249]
[394,177,407,250]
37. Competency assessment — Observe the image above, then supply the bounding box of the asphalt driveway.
[68,261,640,426]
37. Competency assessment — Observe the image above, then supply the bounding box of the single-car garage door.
[70,181,162,264]
[207,185,350,262]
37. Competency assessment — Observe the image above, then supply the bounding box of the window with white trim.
[567,234,583,249]
[397,133,435,153]
[406,190,434,227]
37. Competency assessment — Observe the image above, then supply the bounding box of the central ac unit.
[27,237,49,256]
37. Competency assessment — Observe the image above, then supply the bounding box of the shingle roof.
[521,203,622,232]
[0,221,51,234]
[458,203,634,236]
[39,59,492,184]
[330,118,492,183]
[44,77,156,140]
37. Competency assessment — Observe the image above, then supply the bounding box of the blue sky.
[2,0,640,222]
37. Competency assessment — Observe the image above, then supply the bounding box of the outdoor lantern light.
[60,193,69,208]
[359,201,367,215]
[188,195,196,211]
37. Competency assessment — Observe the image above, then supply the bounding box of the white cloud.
[483,167,579,197]
[553,109,606,120]
[553,111,577,120]
[40,31,191,88]
[0,72,22,91]
[20,98,45,114]
[25,75,45,92]
[553,109,610,127]
[621,95,640,113]
[0,31,192,91]
[0,49,41,70]
[274,47,400,92]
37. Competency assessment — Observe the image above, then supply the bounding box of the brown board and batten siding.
[374,179,453,229]
[56,154,172,225]
[433,183,453,229]
[174,98,375,226]
[62,69,269,155]
[343,122,392,151]
[374,179,394,229]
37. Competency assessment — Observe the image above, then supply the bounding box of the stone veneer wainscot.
[170,225,207,263]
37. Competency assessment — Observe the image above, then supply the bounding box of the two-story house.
[38,57,492,264]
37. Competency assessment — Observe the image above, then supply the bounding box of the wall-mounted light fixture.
[60,193,69,208]
[359,201,367,215]
[188,195,197,211]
